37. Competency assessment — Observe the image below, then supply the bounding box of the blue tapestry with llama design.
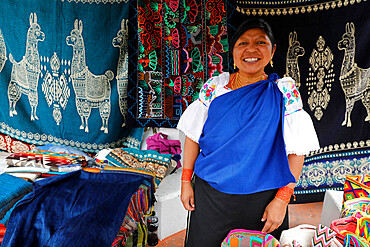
[0,0,143,152]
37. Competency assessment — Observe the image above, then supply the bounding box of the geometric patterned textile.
[5,149,87,169]
[344,175,370,203]
[134,0,228,127]
[0,0,144,152]
[221,229,280,247]
[227,0,369,202]
[356,217,370,244]
[310,224,336,247]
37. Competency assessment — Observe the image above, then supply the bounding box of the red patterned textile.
[0,133,36,153]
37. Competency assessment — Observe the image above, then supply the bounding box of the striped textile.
[311,224,336,247]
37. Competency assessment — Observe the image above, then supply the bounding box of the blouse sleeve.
[278,77,320,155]
[176,77,218,143]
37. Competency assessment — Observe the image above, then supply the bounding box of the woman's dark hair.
[229,18,275,54]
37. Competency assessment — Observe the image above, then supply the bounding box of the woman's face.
[233,28,276,77]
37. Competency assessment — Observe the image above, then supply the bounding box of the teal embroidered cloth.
[0,0,143,152]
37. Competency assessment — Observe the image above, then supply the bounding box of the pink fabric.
[146,132,182,168]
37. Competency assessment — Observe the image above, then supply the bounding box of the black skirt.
[185,175,289,247]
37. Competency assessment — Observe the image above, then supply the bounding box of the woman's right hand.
[181,181,195,211]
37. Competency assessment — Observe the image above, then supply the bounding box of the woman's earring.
[270,58,274,67]
[233,63,237,69]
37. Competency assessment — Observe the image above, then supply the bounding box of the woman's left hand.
[261,197,288,233]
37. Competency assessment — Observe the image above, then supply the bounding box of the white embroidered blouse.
[177,72,320,156]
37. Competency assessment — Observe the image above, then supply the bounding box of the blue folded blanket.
[0,173,33,225]
[2,170,150,247]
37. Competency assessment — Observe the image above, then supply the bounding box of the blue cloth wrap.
[195,73,296,194]
[2,170,148,247]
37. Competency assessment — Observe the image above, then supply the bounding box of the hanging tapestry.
[227,0,370,202]
[133,0,228,127]
[0,0,144,153]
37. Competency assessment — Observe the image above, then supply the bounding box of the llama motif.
[8,13,45,120]
[112,19,129,127]
[0,29,6,72]
[284,31,305,88]
[66,19,114,134]
[338,22,370,127]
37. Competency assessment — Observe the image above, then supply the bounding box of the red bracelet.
[181,169,194,181]
[275,186,294,203]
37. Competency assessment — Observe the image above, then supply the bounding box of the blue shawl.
[195,73,295,194]
[2,170,148,247]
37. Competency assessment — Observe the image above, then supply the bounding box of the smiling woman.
[176,18,320,247]
[232,27,275,82]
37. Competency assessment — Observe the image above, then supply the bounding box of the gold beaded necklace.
[229,72,267,90]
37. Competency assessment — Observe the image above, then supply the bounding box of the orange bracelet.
[181,169,194,181]
[275,186,294,203]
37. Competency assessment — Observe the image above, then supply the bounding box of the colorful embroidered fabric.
[277,78,303,116]
[104,148,173,188]
[310,224,336,247]
[221,229,280,247]
[135,0,227,126]
[197,74,303,116]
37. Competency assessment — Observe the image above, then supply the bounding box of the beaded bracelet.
[181,169,194,181]
[275,186,294,203]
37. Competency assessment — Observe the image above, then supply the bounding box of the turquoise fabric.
[0,0,143,152]
[0,173,33,225]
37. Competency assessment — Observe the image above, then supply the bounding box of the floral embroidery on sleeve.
[198,79,217,106]
[278,78,303,116]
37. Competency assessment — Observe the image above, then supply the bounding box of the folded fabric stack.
[0,173,33,227]
[104,147,175,189]
[4,148,88,181]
